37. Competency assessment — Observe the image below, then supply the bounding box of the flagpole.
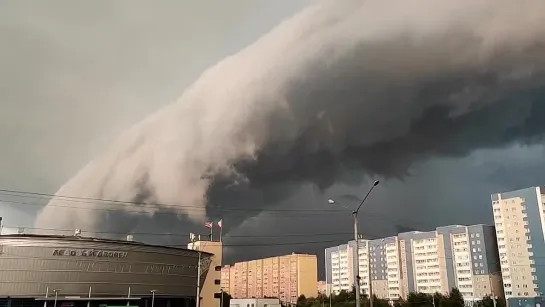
[220,220,223,242]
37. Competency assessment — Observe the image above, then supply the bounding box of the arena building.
[0,233,213,307]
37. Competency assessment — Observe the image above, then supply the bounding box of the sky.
[0,0,312,225]
[2,0,545,278]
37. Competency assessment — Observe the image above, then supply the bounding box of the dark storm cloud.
[30,0,545,254]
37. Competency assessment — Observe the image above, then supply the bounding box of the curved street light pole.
[329,180,379,307]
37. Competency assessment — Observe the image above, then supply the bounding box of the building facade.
[187,240,223,307]
[491,186,545,306]
[0,234,211,307]
[325,225,503,303]
[229,298,281,307]
[220,253,317,304]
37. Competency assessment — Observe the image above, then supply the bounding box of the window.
[476,233,481,238]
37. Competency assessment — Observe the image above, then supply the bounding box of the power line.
[0,188,433,226]
[0,191,433,227]
[3,225,358,239]
[0,198,331,217]
[0,189,341,212]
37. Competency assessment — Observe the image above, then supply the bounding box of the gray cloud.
[32,0,545,238]
[4,0,545,274]
[0,0,311,224]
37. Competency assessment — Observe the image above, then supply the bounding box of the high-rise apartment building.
[221,253,317,304]
[491,186,545,306]
[325,225,503,303]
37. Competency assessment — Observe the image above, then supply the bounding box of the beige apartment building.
[221,253,318,304]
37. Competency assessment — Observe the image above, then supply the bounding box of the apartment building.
[491,187,545,306]
[325,237,402,300]
[325,225,502,303]
[324,243,353,295]
[221,253,318,304]
[400,225,503,302]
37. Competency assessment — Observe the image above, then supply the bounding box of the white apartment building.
[410,236,442,294]
[326,243,354,295]
[491,187,545,307]
[385,240,403,299]
[326,225,503,303]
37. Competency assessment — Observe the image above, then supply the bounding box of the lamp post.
[328,180,380,307]
[53,289,61,307]
[150,290,157,307]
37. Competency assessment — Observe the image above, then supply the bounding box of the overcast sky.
[0,0,312,226]
[2,0,545,275]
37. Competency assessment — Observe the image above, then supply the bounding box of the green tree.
[405,292,434,307]
[476,296,506,307]
[445,288,465,307]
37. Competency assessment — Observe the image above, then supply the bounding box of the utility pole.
[196,247,202,307]
[489,275,497,307]
[353,212,362,307]
[328,180,380,307]
[368,241,373,307]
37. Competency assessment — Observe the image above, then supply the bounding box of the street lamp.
[328,180,380,307]
[53,289,61,307]
[150,290,157,307]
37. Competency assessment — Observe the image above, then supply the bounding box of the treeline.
[296,288,506,307]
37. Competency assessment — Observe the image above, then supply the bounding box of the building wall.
[187,240,223,307]
[221,254,317,304]
[297,254,318,299]
[248,260,258,299]
[230,265,237,297]
[384,237,403,299]
[492,187,545,305]
[230,298,281,307]
[0,235,208,298]
[325,224,502,302]
[262,258,273,298]
[325,244,352,295]
[221,265,232,294]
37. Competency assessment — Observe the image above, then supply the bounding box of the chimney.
[74,229,82,237]
[126,235,134,241]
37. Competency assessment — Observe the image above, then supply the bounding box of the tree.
[334,290,350,303]
[476,296,506,307]
[445,288,465,307]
